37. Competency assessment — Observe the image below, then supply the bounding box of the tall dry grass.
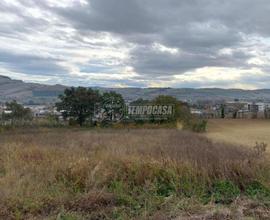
[0,128,269,219]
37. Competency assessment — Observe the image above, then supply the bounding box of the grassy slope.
[0,128,269,219]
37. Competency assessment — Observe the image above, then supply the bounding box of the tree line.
[1,87,207,132]
[55,87,207,131]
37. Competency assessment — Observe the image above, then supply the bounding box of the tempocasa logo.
[94,104,174,122]
[128,105,173,116]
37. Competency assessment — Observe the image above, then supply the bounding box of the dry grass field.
[206,119,270,148]
[0,128,269,219]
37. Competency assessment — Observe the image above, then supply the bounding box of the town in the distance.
[1,74,270,122]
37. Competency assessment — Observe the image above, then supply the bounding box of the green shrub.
[154,169,177,197]
[191,119,207,133]
[246,181,270,200]
[183,118,208,133]
[68,118,79,126]
[212,180,240,204]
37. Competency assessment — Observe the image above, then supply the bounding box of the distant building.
[248,103,259,113]
[191,100,270,119]
[190,109,203,115]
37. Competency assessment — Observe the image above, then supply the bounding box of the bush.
[246,181,270,200]
[212,180,240,204]
[191,119,207,132]
[68,118,79,126]
[183,118,208,133]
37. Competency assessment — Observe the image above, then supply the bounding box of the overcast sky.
[0,0,270,88]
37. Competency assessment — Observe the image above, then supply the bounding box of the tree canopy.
[56,87,101,126]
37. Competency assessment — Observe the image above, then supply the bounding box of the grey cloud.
[129,45,252,77]
[49,0,270,37]
[0,50,67,76]
[0,0,270,88]
[45,0,158,35]
[45,0,265,75]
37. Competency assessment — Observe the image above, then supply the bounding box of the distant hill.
[1,75,270,104]
[97,87,270,103]
[0,75,66,104]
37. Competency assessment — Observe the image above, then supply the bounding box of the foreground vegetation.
[0,128,269,219]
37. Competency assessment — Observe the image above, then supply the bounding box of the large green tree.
[56,87,101,126]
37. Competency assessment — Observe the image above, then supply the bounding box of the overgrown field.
[207,119,270,148]
[0,128,269,219]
